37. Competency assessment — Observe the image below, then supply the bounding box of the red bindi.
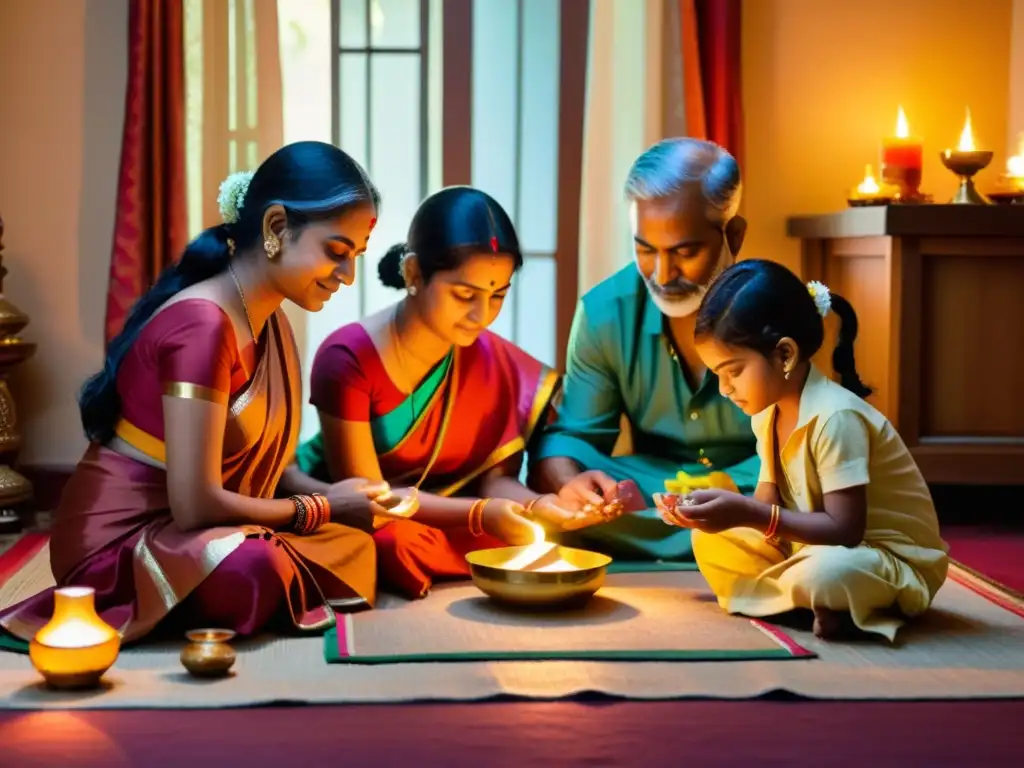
[490,236,498,253]
[369,217,377,231]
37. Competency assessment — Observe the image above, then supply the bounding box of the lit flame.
[957,108,977,152]
[501,520,569,573]
[1008,133,1024,179]
[895,106,910,139]
[857,164,881,195]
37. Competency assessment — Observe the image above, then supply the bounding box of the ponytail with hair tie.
[828,292,873,399]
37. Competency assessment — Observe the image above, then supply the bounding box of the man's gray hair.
[623,138,742,224]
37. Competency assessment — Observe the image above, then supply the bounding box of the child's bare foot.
[812,608,856,639]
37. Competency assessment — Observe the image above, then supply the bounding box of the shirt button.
[689,411,699,421]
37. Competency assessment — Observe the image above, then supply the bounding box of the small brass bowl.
[465,545,612,608]
[180,629,237,678]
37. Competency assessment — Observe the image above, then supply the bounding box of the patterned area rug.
[1,534,1023,708]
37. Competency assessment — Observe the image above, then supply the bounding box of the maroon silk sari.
[1,306,375,644]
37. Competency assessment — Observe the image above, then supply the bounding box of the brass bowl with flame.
[465,545,612,608]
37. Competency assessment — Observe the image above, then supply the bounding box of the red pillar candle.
[881,106,923,200]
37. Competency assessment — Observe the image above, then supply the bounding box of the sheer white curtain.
[577,0,680,294]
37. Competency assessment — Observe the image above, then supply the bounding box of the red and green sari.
[296,323,560,598]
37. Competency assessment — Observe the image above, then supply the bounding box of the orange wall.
[742,0,1014,273]
[0,0,127,465]
[0,0,1020,467]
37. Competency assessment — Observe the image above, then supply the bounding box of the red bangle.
[311,493,330,527]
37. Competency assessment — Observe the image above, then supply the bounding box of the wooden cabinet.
[787,205,1024,485]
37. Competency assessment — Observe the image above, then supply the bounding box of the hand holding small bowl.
[653,492,697,528]
[370,488,420,528]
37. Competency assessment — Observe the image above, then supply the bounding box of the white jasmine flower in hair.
[806,280,832,317]
[217,171,255,225]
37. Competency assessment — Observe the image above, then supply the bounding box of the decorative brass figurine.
[0,214,37,534]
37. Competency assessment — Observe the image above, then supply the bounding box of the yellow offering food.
[663,470,738,495]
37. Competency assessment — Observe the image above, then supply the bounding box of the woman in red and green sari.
[287,187,585,599]
[1,142,390,645]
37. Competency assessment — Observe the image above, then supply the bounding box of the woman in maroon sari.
[1,142,390,645]
[287,187,625,598]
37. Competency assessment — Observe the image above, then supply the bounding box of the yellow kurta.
[692,365,949,641]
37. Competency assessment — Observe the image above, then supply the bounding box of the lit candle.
[847,164,894,206]
[993,133,1024,198]
[881,106,923,200]
[857,164,882,196]
[1006,133,1024,184]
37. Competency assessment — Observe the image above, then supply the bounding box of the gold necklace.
[390,305,417,414]
[228,262,257,343]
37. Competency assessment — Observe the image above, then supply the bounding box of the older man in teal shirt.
[531,138,759,561]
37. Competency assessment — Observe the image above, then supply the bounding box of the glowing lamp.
[991,136,1024,203]
[848,164,895,207]
[881,106,923,200]
[1008,154,1024,180]
[29,587,120,689]
[939,108,993,204]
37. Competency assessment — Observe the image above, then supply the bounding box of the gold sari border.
[115,419,168,464]
[163,381,230,407]
[524,366,561,445]
[435,437,526,498]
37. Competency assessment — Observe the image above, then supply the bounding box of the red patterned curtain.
[104,0,188,345]
[680,0,743,164]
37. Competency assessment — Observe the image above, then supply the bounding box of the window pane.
[338,53,368,167]
[489,283,515,341]
[371,0,420,49]
[471,0,518,227]
[514,255,556,366]
[518,0,560,254]
[364,53,423,317]
[302,284,363,441]
[279,0,334,144]
[339,0,367,48]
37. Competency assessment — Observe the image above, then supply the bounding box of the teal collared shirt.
[531,265,759,560]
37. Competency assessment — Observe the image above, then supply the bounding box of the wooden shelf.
[787,206,1024,486]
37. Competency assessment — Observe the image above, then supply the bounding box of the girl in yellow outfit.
[658,259,948,641]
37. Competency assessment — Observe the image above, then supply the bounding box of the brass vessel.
[0,214,36,532]
[465,545,612,608]
[940,150,993,204]
[29,587,121,690]
[180,629,237,678]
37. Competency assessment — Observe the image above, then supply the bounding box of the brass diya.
[940,109,992,204]
[466,545,612,608]
[180,629,237,678]
[941,149,993,204]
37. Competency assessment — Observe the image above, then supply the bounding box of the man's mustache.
[647,278,702,297]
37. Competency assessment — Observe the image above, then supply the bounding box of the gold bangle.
[764,503,781,541]
[523,497,539,520]
[469,498,488,537]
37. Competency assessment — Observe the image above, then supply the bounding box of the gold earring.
[264,235,281,259]
[408,285,418,296]
[784,370,791,380]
